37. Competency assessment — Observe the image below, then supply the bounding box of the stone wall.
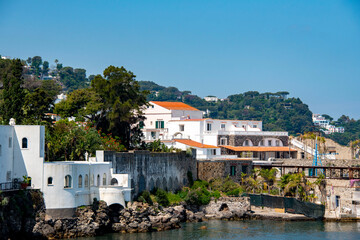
[197,160,253,183]
[105,150,196,198]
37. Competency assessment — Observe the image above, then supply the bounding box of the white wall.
[43,162,118,209]
[0,126,14,183]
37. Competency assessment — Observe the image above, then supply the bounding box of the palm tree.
[259,168,278,194]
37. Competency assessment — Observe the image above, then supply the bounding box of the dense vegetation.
[323,115,360,146]
[137,169,324,207]
[0,57,147,160]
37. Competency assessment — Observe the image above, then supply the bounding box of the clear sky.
[1,0,359,119]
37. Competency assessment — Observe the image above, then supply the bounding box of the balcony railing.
[217,131,288,136]
[0,182,21,191]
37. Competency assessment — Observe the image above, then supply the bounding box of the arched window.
[47,177,53,185]
[97,174,100,186]
[22,138,28,149]
[103,173,107,186]
[84,174,89,187]
[111,178,118,186]
[78,175,83,188]
[90,174,94,186]
[243,139,253,146]
[64,175,72,188]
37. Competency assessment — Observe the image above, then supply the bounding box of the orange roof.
[220,146,297,152]
[175,139,219,149]
[151,101,200,111]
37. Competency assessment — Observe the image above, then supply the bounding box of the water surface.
[79,220,360,240]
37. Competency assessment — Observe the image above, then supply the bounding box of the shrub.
[166,192,183,205]
[191,180,209,190]
[155,189,169,207]
[225,187,245,197]
[185,188,211,206]
[210,190,221,199]
[137,191,153,205]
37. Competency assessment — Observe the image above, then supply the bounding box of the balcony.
[217,130,288,136]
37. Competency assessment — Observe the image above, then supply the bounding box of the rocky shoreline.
[33,197,251,239]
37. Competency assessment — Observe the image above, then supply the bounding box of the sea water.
[78,220,360,240]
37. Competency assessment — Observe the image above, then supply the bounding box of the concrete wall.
[98,150,197,198]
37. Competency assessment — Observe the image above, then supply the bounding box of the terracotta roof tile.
[175,139,219,149]
[151,101,200,111]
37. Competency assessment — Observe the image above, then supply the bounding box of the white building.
[142,101,295,160]
[0,121,131,218]
[312,114,345,134]
[204,96,219,102]
[142,101,203,141]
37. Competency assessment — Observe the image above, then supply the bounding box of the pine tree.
[2,59,25,124]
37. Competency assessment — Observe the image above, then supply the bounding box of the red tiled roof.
[220,146,297,152]
[175,139,219,149]
[151,101,199,111]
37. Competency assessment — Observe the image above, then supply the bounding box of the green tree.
[1,59,25,124]
[90,66,148,149]
[31,56,42,76]
[23,88,53,123]
[42,61,49,76]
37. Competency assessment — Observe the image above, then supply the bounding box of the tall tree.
[31,56,42,76]
[42,61,49,76]
[2,59,25,123]
[91,66,148,148]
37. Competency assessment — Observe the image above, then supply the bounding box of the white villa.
[0,120,131,218]
[312,114,345,134]
[142,101,297,160]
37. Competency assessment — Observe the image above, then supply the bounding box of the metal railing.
[0,182,21,191]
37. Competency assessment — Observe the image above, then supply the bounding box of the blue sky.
[1,0,359,119]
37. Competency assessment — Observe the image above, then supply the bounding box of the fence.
[249,194,325,219]
[0,182,21,191]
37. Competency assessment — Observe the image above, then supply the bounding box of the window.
[268,140,272,146]
[206,123,212,131]
[335,196,340,208]
[230,166,236,176]
[179,125,184,131]
[103,173,107,186]
[64,175,72,188]
[85,174,89,187]
[90,174,94,186]
[253,125,257,128]
[9,137,12,148]
[47,177,53,185]
[111,178,118,186]
[259,140,264,146]
[97,174,100,186]
[220,138,227,145]
[151,131,156,139]
[244,140,249,146]
[22,138,28,148]
[78,175,83,188]
[276,140,280,146]
[139,121,144,129]
[221,124,226,130]
[212,149,216,155]
[155,120,164,129]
